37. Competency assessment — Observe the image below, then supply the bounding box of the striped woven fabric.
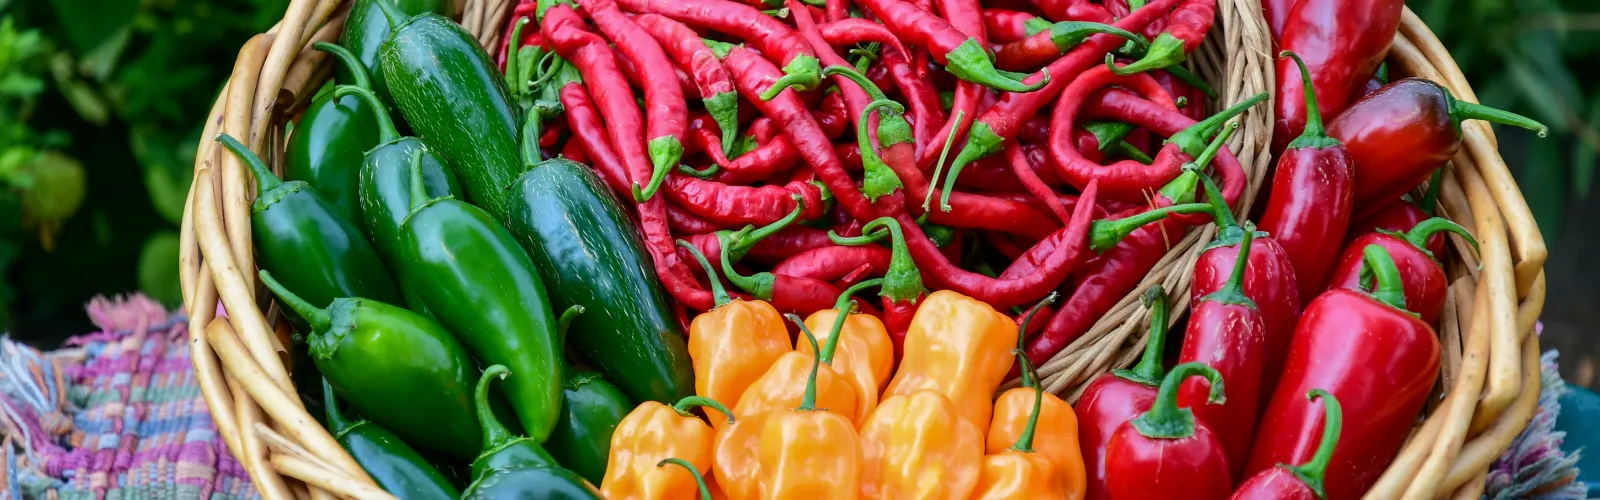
[0,294,256,500]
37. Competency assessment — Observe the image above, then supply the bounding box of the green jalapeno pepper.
[462,464,603,500]
[471,364,560,481]
[504,112,694,405]
[260,270,480,459]
[338,0,451,109]
[285,43,381,223]
[215,134,401,327]
[545,372,632,485]
[321,380,461,500]
[395,157,562,441]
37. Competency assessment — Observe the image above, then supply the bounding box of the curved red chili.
[1325,217,1478,326]
[815,18,911,60]
[716,199,852,315]
[612,0,822,99]
[662,176,826,226]
[772,245,893,283]
[558,83,632,197]
[585,0,688,201]
[995,21,1146,72]
[882,47,947,152]
[858,0,1046,92]
[635,13,740,156]
[984,9,1053,44]
[1079,87,1250,219]
[543,7,655,202]
[830,215,928,355]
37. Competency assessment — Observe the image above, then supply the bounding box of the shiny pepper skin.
[730,351,859,429]
[758,408,862,499]
[987,386,1087,499]
[688,298,791,429]
[858,390,984,499]
[799,306,895,424]
[883,290,1019,431]
[599,397,720,500]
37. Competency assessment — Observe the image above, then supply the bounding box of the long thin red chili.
[815,19,911,59]
[662,176,826,226]
[1080,87,1252,214]
[857,0,1046,92]
[585,0,687,201]
[771,245,893,282]
[1005,141,1070,223]
[611,0,823,99]
[558,83,631,196]
[1030,0,1113,23]
[984,9,1053,44]
[635,13,741,156]
[994,21,1147,72]
[882,47,946,153]
[543,7,655,203]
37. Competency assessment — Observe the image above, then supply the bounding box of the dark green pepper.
[545,372,631,485]
[505,113,694,405]
[471,364,559,481]
[321,380,461,500]
[284,43,380,223]
[396,158,562,441]
[215,134,401,325]
[381,14,522,220]
[334,84,462,317]
[338,0,450,108]
[462,464,603,500]
[259,270,481,459]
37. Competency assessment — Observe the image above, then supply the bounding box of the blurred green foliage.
[1410,0,1600,235]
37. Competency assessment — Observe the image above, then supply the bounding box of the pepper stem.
[1167,92,1269,158]
[330,85,400,144]
[946,39,1050,92]
[789,315,824,412]
[859,217,925,303]
[672,395,736,425]
[759,55,823,101]
[1281,51,1340,150]
[408,146,429,212]
[676,240,730,308]
[321,378,356,436]
[216,133,282,195]
[822,65,891,102]
[314,42,371,91]
[1088,203,1214,252]
[1404,217,1479,259]
[718,231,775,300]
[1199,224,1257,308]
[1112,286,1169,386]
[1449,94,1549,138]
[724,194,806,262]
[1051,22,1146,54]
[928,110,966,212]
[1421,169,1442,216]
[637,136,683,201]
[1359,245,1410,312]
[855,99,909,201]
[1105,33,1184,75]
[1024,17,1053,36]
[821,279,880,363]
[1189,122,1242,237]
[657,458,712,500]
[556,305,584,347]
[1007,352,1046,453]
[1283,389,1342,499]
[520,110,545,167]
[1016,292,1058,389]
[705,91,741,157]
[474,365,518,451]
[504,18,531,95]
[1129,362,1225,439]
[258,270,332,333]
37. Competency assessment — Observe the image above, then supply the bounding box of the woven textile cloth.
[0,295,256,500]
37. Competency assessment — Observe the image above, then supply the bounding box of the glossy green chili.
[322,380,461,500]
[470,365,560,481]
[285,43,381,223]
[462,464,603,500]
[545,371,633,485]
[338,0,451,108]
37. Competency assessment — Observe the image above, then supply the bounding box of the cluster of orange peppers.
[590,238,1089,499]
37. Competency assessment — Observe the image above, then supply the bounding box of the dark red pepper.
[1324,217,1477,326]
[1176,229,1266,477]
[1272,0,1404,151]
[1346,198,1446,258]
[1229,390,1343,500]
[635,13,741,155]
[1104,362,1233,499]
[613,0,823,99]
[1077,286,1171,500]
[717,204,853,316]
[1327,78,1547,220]
[836,215,927,355]
[1244,245,1440,500]
[1259,52,1355,302]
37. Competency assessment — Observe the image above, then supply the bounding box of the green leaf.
[137,231,181,305]
[46,0,138,56]
[130,125,192,225]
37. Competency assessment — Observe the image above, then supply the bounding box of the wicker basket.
[179,0,1545,497]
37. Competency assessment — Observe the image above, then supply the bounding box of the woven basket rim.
[178,0,1546,498]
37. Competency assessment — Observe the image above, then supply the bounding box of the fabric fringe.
[1483,344,1588,499]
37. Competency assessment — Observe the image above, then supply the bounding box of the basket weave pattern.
[178,0,1546,498]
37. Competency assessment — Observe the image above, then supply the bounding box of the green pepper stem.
[1405,217,1479,259]
[320,378,356,436]
[1164,65,1217,99]
[701,38,736,59]
[475,365,518,451]
[556,305,584,346]
[1051,22,1146,54]
[1007,352,1046,454]
[1112,141,1154,164]
[1449,95,1549,138]
[314,42,371,91]
[1199,225,1257,308]
[725,194,806,262]
[672,395,735,425]
[788,315,824,412]
[931,110,967,212]
[258,270,332,333]
[1112,286,1169,386]
[1189,123,1242,236]
[855,99,909,201]
[676,240,730,308]
[1130,362,1224,439]
[1016,292,1058,389]
[1089,203,1214,252]
[718,231,775,300]
[1167,92,1269,158]
[820,278,880,364]
[759,55,823,101]
[636,136,683,201]
[1421,169,1442,216]
[1281,51,1340,150]
[679,164,720,179]
[331,85,400,144]
[822,65,891,102]
[704,91,741,157]
[520,111,545,167]
[946,39,1050,92]
[858,217,925,303]
[1106,33,1183,76]
[657,458,713,500]
[505,17,531,95]
[216,133,282,195]
[1024,17,1053,36]
[1359,245,1410,312]
[1284,389,1342,499]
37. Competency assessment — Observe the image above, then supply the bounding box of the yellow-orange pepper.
[599,396,727,499]
[731,314,858,424]
[679,241,791,430]
[986,302,1087,500]
[712,410,773,500]
[756,325,861,499]
[882,289,1018,431]
[857,389,984,499]
[656,458,714,500]
[798,279,895,424]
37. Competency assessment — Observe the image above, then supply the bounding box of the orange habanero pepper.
[731,312,858,426]
[757,323,862,499]
[986,297,1087,500]
[656,458,714,500]
[678,241,791,430]
[857,389,984,499]
[972,354,1069,499]
[599,395,728,499]
[883,289,1019,431]
[798,279,895,424]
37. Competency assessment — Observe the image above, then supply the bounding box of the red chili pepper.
[723,47,879,224]
[663,176,826,226]
[835,216,927,355]
[815,19,912,59]
[1104,362,1232,499]
[635,14,741,156]
[1176,229,1266,477]
[994,21,1145,72]
[1078,87,1249,223]
[611,45,699,99]
[1272,0,1404,152]
[613,0,822,100]
[881,148,1068,239]
[1006,142,1070,223]
[1325,217,1476,326]
[772,245,893,283]
[558,83,632,197]
[585,0,688,201]
[543,7,657,200]
[1029,0,1113,23]
[826,0,849,21]
[716,201,852,316]
[1229,390,1342,500]
[1044,65,1267,203]
[857,0,1046,92]
[1077,287,1171,500]
[691,131,802,185]
[1346,198,1446,258]
[667,204,726,234]
[882,47,947,152]
[1244,245,1440,500]
[1151,69,1208,121]
[1259,52,1355,302]
[984,9,1054,44]
[1328,78,1547,220]
[1152,0,1218,51]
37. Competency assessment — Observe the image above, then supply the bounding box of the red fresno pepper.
[635,14,740,157]
[1176,229,1267,476]
[1244,245,1440,500]
[1230,390,1343,500]
[612,0,822,99]
[1272,0,1404,151]
[1346,199,1446,258]
[1104,362,1232,500]
[543,7,656,199]
[857,0,1046,92]
[984,9,1054,44]
[1328,78,1547,220]
[1324,217,1477,326]
[584,0,688,201]
[1077,287,1172,500]
[1259,52,1355,302]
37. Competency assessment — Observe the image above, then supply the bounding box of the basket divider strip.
[224,35,272,293]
